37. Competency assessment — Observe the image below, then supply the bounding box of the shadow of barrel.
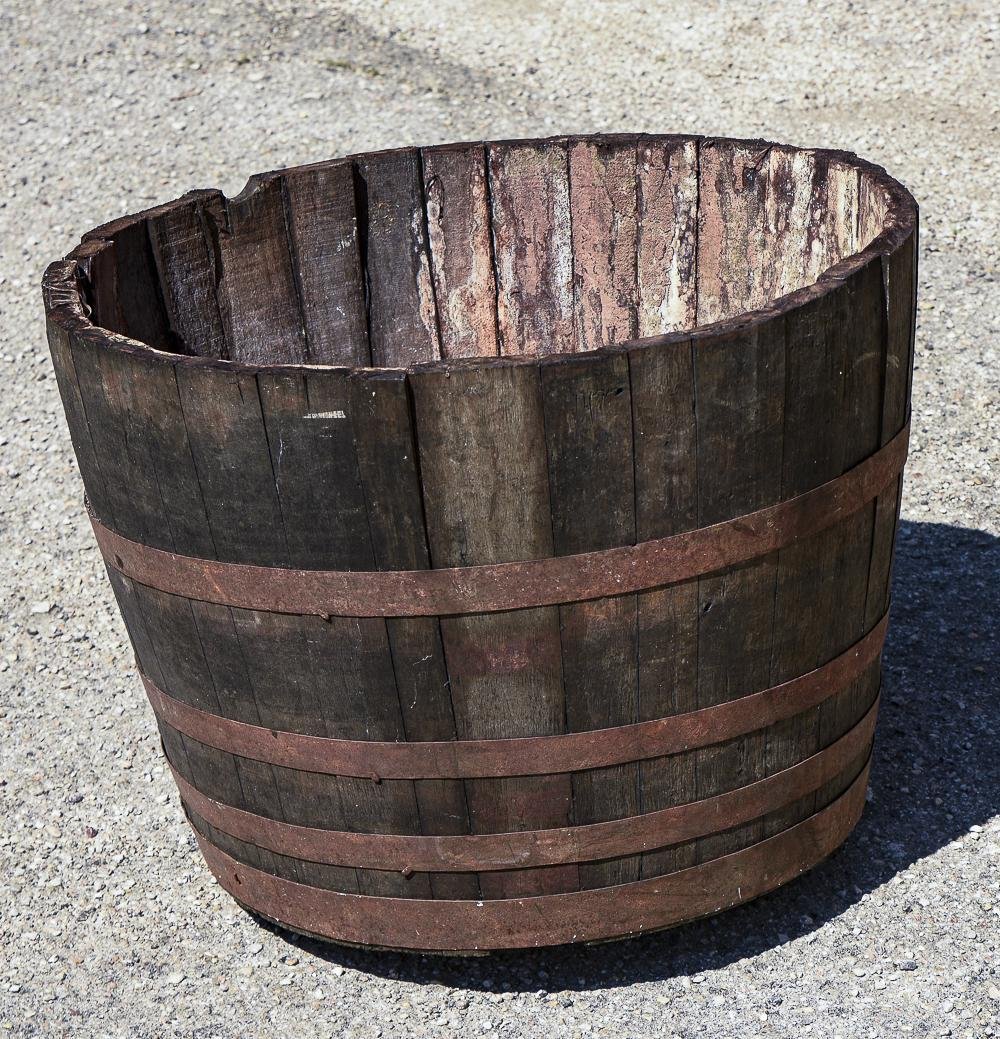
[258,519,999,990]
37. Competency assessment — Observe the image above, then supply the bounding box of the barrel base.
[194,763,869,955]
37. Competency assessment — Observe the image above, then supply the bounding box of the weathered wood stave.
[43,134,917,952]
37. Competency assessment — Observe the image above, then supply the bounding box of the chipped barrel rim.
[40,133,918,379]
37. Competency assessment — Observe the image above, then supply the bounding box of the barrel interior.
[76,136,895,366]
[45,134,916,952]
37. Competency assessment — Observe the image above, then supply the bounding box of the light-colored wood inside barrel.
[81,136,894,367]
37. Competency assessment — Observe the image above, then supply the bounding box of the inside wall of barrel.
[42,134,916,951]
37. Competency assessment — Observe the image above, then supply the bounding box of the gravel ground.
[2,2,998,1036]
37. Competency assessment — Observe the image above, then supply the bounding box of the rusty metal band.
[143,611,886,780]
[91,422,908,618]
[172,695,877,872]
[194,761,870,952]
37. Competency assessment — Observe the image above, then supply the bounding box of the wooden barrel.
[43,134,917,953]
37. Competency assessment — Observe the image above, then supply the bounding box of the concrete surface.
[1,2,998,1036]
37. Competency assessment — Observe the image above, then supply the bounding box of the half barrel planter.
[43,134,917,953]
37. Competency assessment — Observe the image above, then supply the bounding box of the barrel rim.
[41,133,918,377]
